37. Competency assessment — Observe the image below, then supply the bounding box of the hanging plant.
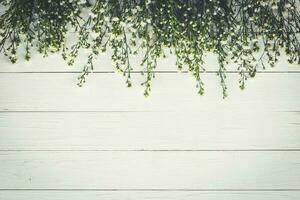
[0,0,299,97]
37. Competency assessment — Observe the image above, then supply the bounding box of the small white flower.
[112,17,119,22]
[99,8,105,13]
[136,6,142,11]
[146,0,151,6]
[243,46,251,50]
[220,40,227,45]
[272,4,278,10]
[89,12,97,18]
[285,3,291,8]
[188,54,194,60]
[48,45,57,52]
[78,0,86,5]
[104,16,110,22]
[260,2,267,6]
[129,27,137,33]
[132,8,137,14]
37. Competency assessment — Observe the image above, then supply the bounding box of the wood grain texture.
[0,73,299,111]
[1,152,300,189]
[1,5,300,200]
[1,191,300,200]
[0,111,299,150]
[1,50,300,199]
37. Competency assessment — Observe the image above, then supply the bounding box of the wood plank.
[0,152,299,189]
[0,111,299,150]
[1,191,300,200]
[0,73,299,111]
[0,50,299,72]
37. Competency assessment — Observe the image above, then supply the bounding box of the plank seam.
[1,110,299,113]
[0,71,300,74]
[0,111,155,113]
[1,149,300,152]
[0,189,300,192]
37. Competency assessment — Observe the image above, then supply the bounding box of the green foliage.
[1,0,299,97]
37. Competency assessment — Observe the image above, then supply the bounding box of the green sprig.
[1,0,299,97]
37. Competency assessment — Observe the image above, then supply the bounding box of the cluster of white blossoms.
[1,0,299,97]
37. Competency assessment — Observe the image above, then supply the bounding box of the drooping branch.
[0,0,299,97]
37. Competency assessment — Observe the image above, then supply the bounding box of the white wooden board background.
[0,47,300,200]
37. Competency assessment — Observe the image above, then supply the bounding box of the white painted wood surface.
[0,73,299,111]
[1,191,300,200]
[1,152,300,189]
[0,50,300,199]
[0,111,300,150]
